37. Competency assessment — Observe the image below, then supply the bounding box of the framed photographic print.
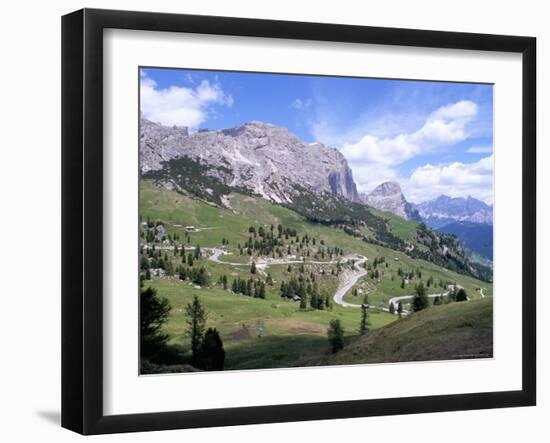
[62,8,536,435]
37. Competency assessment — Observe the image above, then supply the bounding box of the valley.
[137,70,494,374]
[140,179,492,372]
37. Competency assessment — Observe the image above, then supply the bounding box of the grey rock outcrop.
[414,195,493,227]
[140,118,359,203]
[362,181,421,221]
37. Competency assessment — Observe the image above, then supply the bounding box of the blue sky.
[140,67,494,204]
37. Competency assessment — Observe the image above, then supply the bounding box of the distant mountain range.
[413,195,493,228]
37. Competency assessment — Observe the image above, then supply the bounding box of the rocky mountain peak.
[362,181,421,221]
[369,181,403,196]
[140,117,359,204]
[414,195,493,227]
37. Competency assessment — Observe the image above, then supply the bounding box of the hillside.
[140,179,493,372]
[144,155,491,282]
[437,221,493,261]
[301,298,493,366]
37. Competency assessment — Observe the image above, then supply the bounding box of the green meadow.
[140,180,492,371]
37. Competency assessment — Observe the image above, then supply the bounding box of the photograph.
[138,67,494,374]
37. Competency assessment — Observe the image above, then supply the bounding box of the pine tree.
[456,288,468,302]
[325,292,332,310]
[259,282,266,299]
[185,295,206,363]
[192,266,210,286]
[359,306,368,335]
[239,279,247,294]
[222,275,228,290]
[165,259,174,277]
[412,281,429,312]
[199,327,225,371]
[250,261,257,274]
[328,319,344,353]
[140,254,150,270]
[397,301,403,318]
[389,302,395,314]
[299,292,307,310]
[140,286,171,361]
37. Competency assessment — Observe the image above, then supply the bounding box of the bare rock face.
[140,118,359,203]
[414,195,493,227]
[140,118,190,173]
[362,182,422,221]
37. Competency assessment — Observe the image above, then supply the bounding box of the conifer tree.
[328,319,344,353]
[259,282,266,299]
[199,328,225,371]
[359,306,368,335]
[222,275,228,291]
[412,281,429,312]
[185,295,206,363]
[456,288,468,302]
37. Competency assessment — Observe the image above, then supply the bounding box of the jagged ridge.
[361,181,422,221]
[140,118,359,203]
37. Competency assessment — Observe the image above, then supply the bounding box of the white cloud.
[291,98,312,110]
[467,145,493,154]
[339,100,479,192]
[352,164,399,194]
[140,75,233,129]
[404,155,494,204]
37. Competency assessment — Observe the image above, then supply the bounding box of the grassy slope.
[147,278,395,370]
[141,181,492,301]
[301,297,493,366]
[141,180,493,369]
[369,207,420,242]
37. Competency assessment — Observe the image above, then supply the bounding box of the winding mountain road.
[208,248,248,266]
[207,248,339,270]
[208,247,474,316]
[332,256,368,308]
[385,292,449,315]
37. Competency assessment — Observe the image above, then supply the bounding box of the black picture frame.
[62,8,537,435]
